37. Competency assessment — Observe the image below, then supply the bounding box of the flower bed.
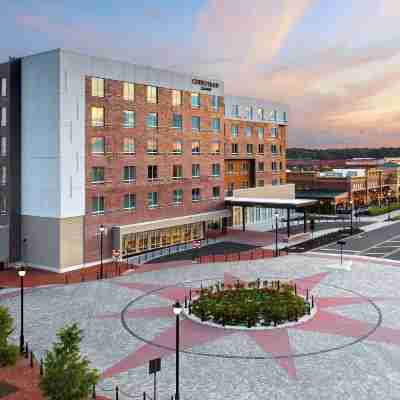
[191,280,309,328]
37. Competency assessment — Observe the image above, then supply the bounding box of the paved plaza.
[2,254,400,399]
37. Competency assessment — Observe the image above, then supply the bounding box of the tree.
[40,323,100,400]
[0,306,18,366]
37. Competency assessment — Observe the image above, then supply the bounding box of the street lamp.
[349,200,353,235]
[337,240,346,265]
[274,212,280,257]
[17,267,26,354]
[173,301,183,400]
[99,224,105,279]
[387,190,392,221]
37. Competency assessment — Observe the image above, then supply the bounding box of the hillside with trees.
[287,148,400,160]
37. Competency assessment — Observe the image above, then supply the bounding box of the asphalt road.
[314,221,400,260]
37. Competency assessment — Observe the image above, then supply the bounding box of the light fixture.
[17,267,26,277]
[99,224,105,233]
[173,301,183,315]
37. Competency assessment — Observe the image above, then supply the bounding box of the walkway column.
[287,208,290,237]
[303,209,307,233]
[242,206,246,232]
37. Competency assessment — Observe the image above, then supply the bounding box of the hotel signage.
[192,78,219,91]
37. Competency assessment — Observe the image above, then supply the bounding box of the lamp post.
[99,224,105,279]
[337,240,346,265]
[17,267,26,354]
[274,212,279,257]
[387,190,392,221]
[173,301,183,400]
[349,200,353,235]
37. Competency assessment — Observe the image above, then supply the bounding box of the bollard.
[294,284,297,295]
[311,295,314,309]
[188,302,192,314]
[40,358,44,376]
[277,280,280,290]
[30,351,33,368]
[92,384,96,399]
[306,288,309,301]
[25,342,29,358]
[143,392,146,400]
[184,296,187,308]
[116,385,119,400]
[96,271,99,280]
[189,288,192,302]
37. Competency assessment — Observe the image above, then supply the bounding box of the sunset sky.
[1,0,399,148]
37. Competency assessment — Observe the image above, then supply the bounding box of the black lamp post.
[17,266,26,354]
[274,212,279,257]
[99,224,105,279]
[173,301,183,400]
[349,200,353,235]
[337,240,346,265]
[387,191,392,221]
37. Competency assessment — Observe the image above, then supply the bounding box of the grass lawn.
[0,381,18,398]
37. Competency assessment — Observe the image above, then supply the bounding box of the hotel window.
[173,140,183,154]
[227,161,234,174]
[240,181,249,189]
[191,93,200,108]
[123,137,135,154]
[123,111,135,128]
[231,143,239,154]
[1,107,6,127]
[1,78,6,97]
[212,186,220,199]
[212,95,219,110]
[283,111,288,122]
[147,138,158,154]
[257,162,264,172]
[172,113,183,130]
[123,193,136,210]
[257,180,264,187]
[246,144,253,154]
[245,106,253,120]
[231,125,239,138]
[212,118,220,132]
[147,86,158,104]
[148,191,159,208]
[173,189,183,204]
[210,141,220,154]
[123,166,136,182]
[192,188,201,202]
[91,137,105,154]
[192,140,200,155]
[192,164,200,178]
[148,165,158,180]
[242,162,249,172]
[0,137,6,156]
[172,165,183,180]
[1,166,6,185]
[92,195,104,215]
[257,107,264,120]
[91,107,104,127]
[192,116,200,131]
[91,167,105,183]
[245,126,252,137]
[211,163,220,177]
[123,82,135,101]
[232,104,239,117]
[258,144,264,154]
[271,144,277,154]
[91,77,104,97]
[227,182,234,195]
[147,112,158,128]
[172,90,182,106]
[271,127,278,137]
[272,161,277,171]
[257,127,264,139]
[0,194,6,215]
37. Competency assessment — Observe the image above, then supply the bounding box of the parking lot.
[313,221,400,260]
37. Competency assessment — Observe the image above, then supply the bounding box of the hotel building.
[0,49,288,272]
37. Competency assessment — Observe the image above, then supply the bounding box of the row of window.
[91,106,223,131]
[230,125,279,139]
[0,137,6,156]
[230,143,281,155]
[230,104,287,123]
[226,161,283,173]
[91,137,222,155]
[0,107,6,127]
[91,77,220,110]
[0,193,6,215]
[91,163,222,183]
[0,165,6,185]
[91,187,221,214]
[0,78,6,97]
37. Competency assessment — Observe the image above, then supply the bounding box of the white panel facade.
[21,50,61,217]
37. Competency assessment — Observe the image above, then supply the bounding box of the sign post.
[149,358,161,400]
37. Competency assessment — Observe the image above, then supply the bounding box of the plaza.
[2,249,400,399]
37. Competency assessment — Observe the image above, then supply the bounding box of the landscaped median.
[367,203,400,216]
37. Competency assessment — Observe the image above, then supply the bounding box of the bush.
[368,203,400,216]
[0,306,19,367]
[40,323,100,400]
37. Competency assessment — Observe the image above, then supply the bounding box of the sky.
[1,0,400,148]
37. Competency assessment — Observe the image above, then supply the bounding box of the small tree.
[0,306,19,366]
[40,323,100,400]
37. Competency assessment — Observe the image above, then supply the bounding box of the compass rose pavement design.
[3,255,400,400]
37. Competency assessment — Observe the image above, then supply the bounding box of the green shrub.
[368,203,400,216]
[0,306,18,367]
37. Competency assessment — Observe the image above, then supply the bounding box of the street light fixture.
[274,212,280,257]
[337,240,346,265]
[349,200,353,235]
[17,266,26,354]
[387,190,392,222]
[173,301,183,400]
[99,224,105,279]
